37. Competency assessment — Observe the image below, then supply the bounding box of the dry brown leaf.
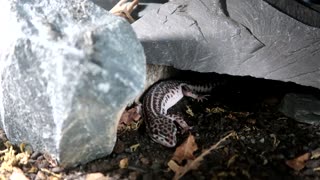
[167,160,183,173]
[168,132,236,180]
[118,105,142,131]
[119,107,141,125]
[286,152,310,171]
[172,134,198,164]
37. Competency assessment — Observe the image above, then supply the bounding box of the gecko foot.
[110,0,139,23]
[196,94,210,102]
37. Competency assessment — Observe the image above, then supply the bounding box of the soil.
[1,75,320,180]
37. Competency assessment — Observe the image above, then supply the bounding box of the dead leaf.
[168,160,183,173]
[205,107,226,113]
[119,158,129,169]
[119,107,141,125]
[130,144,140,152]
[0,144,31,173]
[217,171,228,177]
[241,169,251,179]
[226,114,238,121]
[311,148,320,159]
[40,168,62,179]
[168,131,236,180]
[186,106,194,117]
[118,106,142,131]
[227,154,238,168]
[172,134,198,164]
[314,167,320,171]
[139,157,150,165]
[270,134,280,149]
[246,118,256,125]
[286,152,310,171]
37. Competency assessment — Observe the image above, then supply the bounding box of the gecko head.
[149,118,177,147]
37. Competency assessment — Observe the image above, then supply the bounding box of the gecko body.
[142,80,219,147]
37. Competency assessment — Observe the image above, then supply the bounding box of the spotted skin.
[142,80,217,147]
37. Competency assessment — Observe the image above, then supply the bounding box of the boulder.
[279,93,320,125]
[0,0,145,167]
[132,0,320,89]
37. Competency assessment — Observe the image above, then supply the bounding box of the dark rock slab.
[132,0,320,89]
[0,0,145,167]
[264,0,320,27]
[279,93,320,125]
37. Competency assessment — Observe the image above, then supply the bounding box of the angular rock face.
[279,93,320,125]
[0,0,145,167]
[132,0,320,89]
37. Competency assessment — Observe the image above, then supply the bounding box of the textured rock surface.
[279,93,320,125]
[264,0,320,27]
[0,0,145,167]
[132,0,320,89]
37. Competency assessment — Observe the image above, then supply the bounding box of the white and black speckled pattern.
[142,80,220,147]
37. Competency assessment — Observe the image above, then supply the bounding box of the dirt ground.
[1,75,320,180]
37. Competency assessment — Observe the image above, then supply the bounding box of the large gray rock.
[279,93,320,125]
[0,0,145,167]
[264,0,320,27]
[132,0,320,89]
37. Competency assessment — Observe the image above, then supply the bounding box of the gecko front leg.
[110,0,139,22]
[166,113,191,134]
[182,85,210,102]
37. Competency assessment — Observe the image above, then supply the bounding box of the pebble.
[305,159,320,168]
[51,167,63,173]
[259,138,265,143]
[140,157,150,166]
[85,173,106,180]
[37,155,44,161]
[31,151,42,159]
[128,171,140,180]
[10,168,28,180]
[302,169,316,176]
[35,171,46,180]
[37,161,49,169]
